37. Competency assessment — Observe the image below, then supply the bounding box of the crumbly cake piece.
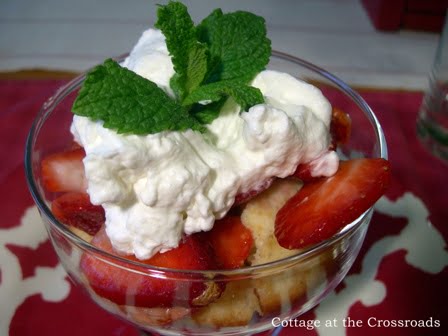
[192,179,310,325]
[192,280,261,327]
[242,178,302,265]
[242,178,317,315]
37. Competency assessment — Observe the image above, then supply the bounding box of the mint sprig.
[72,59,205,134]
[197,9,271,84]
[72,2,271,135]
[155,2,208,101]
[183,80,264,112]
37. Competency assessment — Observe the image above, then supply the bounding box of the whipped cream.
[71,29,339,260]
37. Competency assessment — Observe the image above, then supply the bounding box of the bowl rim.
[24,50,388,277]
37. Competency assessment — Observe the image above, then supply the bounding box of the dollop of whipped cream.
[71,29,339,260]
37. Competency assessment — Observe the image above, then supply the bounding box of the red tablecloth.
[1,79,447,336]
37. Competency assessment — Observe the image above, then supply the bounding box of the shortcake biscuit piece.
[242,179,314,314]
[242,178,302,265]
[192,179,301,326]
[192,178,330,326]
[192,280,260,327]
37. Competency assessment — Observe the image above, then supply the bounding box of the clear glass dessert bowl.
[25,51,387,336]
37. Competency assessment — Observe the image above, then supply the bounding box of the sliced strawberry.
[69,141,83,150]
[81,228,221,308]
[204,216,254,269]
[52,192,104,236]
[275,158,391,249]
[291,162,317,183]
[41,147,87,193]
[234,178,274,205]
[330,107,352,148]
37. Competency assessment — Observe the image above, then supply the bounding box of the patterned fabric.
[1,80,447,335]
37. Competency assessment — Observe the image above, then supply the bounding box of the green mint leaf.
[72,59,205,134]
[190,99,226,124]
[155,2,208,100]
[197,10,271,84]
[196,8,223,42]
[183,80,264,112]
[196,8,223,77]
[184,44,208,94]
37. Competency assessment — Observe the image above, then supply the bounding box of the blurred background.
[1,0,446,89]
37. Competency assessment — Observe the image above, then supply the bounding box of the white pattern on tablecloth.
[0,206,70,335]
[314,193,448,335]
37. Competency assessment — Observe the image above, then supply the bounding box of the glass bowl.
[25,51,387,336]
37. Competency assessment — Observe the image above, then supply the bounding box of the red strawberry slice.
[81,228,221,308]
[275,158,391,249]
[52,192,104,236]
[69,141,83,150]
[41,147,87,193]
[330,107,352,148]
[204,216,254,269]
[291,162,317,183]
[234,178,274,205]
